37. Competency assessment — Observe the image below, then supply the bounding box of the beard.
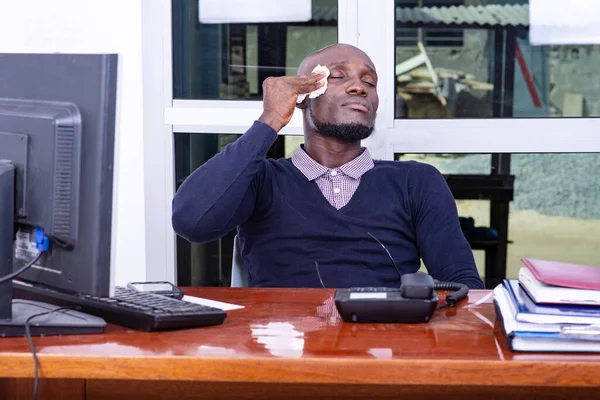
[310,110,374,143]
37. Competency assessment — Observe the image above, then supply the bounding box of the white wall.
[0,0,148,286]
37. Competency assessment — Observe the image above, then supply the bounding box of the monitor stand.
[0,161,106,337]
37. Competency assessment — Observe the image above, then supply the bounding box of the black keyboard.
[13,283,227,332]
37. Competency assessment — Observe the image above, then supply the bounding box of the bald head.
[295,43,379,144]
[297,43,376,77]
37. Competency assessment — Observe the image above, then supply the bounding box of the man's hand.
[258,72,326,133]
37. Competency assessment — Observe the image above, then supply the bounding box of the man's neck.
[303,134,362,169]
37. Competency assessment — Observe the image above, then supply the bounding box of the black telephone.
[334,273,469,323]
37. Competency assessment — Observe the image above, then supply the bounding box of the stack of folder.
[493,258,600,352]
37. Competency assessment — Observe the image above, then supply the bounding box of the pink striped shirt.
[291,145,374,209]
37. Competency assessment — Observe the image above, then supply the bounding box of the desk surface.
[1,288,600,388]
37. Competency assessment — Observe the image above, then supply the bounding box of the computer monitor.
[0,53,118,336]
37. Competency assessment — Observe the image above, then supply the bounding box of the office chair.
[231,235,248,287]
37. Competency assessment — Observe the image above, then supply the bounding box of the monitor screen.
[0,53,118,298]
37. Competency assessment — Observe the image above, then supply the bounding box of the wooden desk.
[1,288,599,400]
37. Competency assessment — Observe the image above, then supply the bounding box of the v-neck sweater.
[172,120,484,289]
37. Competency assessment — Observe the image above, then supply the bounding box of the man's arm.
[171,121,277,243]
[408,162,485,289]
[172,71,327,243]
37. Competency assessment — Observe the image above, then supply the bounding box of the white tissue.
[296,64,330,104]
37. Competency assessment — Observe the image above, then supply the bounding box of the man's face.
[298,45,379,142]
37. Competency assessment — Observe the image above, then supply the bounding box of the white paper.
[296,64,330,104]
[199,0,311,24]
[530,0,600,45]
[182,295,244,311]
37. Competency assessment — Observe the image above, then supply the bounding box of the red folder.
[521,258,600,291]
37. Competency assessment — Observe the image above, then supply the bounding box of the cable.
[434,281,469,307]
[24,306,75,400]
[314,261,326,288]
[367,232,402,280]
[316,232,469,309]
[1,227,51,284]
[1,228,66,399]
[0,251,42,284]
[367,232,469,308]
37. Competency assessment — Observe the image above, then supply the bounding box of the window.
[171,0,338,285]
[394,0,600,119]
[172,0,337,100]
[396,0,464,48]
[396,152,600,286]
[158,0,600,287]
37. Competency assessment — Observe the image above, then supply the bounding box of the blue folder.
[502,280,600,325]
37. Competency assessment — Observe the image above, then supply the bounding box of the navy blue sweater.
[172,121,484,289]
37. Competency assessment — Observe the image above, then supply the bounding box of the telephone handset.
[333,273,469,323]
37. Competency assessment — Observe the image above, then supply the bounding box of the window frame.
[140,0,177,283]
[152,0,600,283]
[362,0,600,157]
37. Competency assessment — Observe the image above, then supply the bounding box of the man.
[172,44,484,289]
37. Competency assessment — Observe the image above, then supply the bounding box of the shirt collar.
[291,145,374,181]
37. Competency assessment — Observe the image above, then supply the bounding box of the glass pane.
[396,152,600,287]
[172,0,338,100]
[394,0,600,119]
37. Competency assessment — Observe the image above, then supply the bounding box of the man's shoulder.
[372,159,442,177]
[370,160,447,196]
[265,157,295,170]
[259,157,299,180]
